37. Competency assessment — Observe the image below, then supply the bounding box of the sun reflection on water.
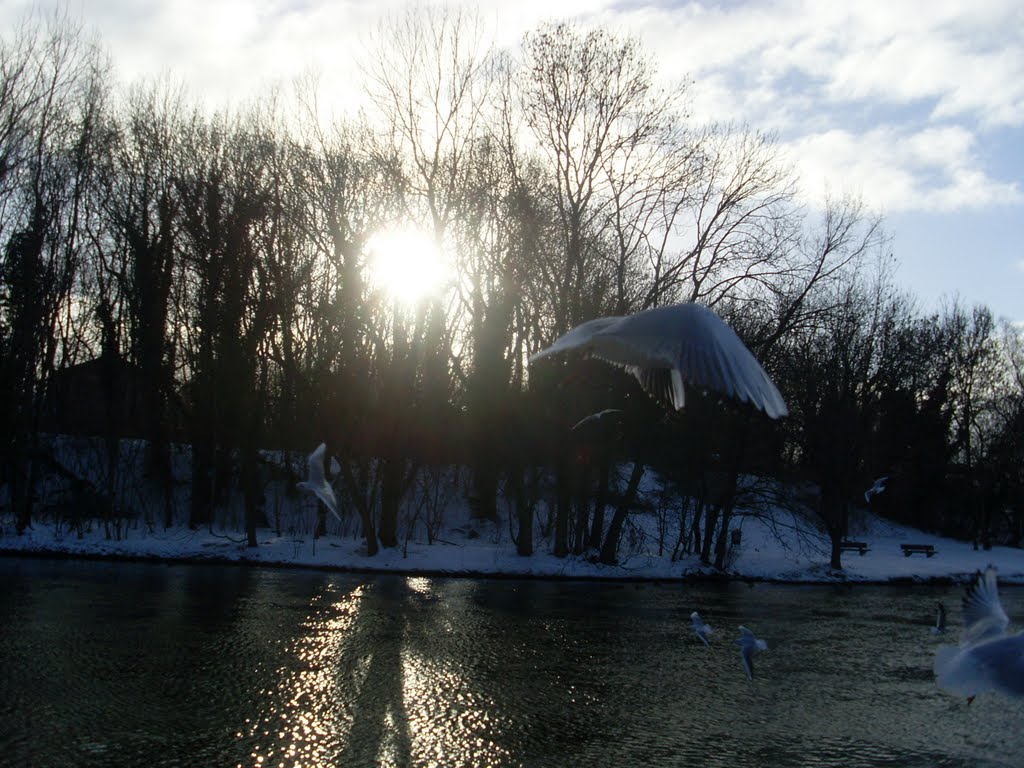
[400,646,513,768]
[238,578,516,768]
[238,583,365,768]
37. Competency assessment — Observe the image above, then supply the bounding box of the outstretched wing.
[307,443,328,486]
[740,645,755,679]
[589,305,787,418]
[302,443,341,521]
[961,567,1010,646]
[528,304,787,419]
[528,316,624,363]
[571,409,623,431]
[313,484,341,521]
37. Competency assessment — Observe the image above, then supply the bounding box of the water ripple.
[1,561,1022,767]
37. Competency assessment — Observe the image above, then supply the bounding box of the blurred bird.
[932,602,947,635]
[690,611,714,646]
[571,409,623,431]
[735,625,768,680]
[864,477,888,503]
[934,566,1024,703]
[296,442,341,521]
[529,303,788,419]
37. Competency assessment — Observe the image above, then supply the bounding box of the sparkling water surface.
[0,557,1020,767]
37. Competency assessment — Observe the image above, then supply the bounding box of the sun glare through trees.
[367,227,450,308]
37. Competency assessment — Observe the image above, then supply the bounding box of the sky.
[7,0,1022,323]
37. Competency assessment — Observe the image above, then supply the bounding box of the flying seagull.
[932,602,947,635]
[735,625,768,680]
[571,409,623,431]
[296,442,341,521]
[934,566,1024,703]
[528,303,788,419]
[690,611,714,646]
[864,477,888,503]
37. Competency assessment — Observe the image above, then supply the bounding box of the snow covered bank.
[4,434,1023,584]
[3,506,1023,585]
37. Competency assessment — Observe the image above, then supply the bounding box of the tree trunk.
[242,446,262,548]
[514,466,534,556]
[553,454,571,557]
[829,536,843,571]
[573,463,591,554]
[599,462,645,565]
[379,456,402,548]
[700,505,720,565]
[588,460,610,550]
[471,456,499,521]
[189,439,214,529]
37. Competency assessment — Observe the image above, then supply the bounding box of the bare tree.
[941,299,1001,547]
[364,6,502,532]
[92,77,193,527]
[0,12,109,532]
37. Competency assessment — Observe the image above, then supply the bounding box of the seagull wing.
[571,409,623,432]
[961,567,1010,646]
[313,483,341,521]
[740,644,755,679]
[528,316,624,363]
[735,626,762,679]
[302,443,341,521]
[528,304,787,419]
[588,304,788,418]
[307,443,328,487]
[973,634,1024,698]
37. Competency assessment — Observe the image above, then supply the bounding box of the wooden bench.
[901,543,936,557]
[840,540,870,556]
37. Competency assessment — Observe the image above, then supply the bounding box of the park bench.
[900,543,936,557]
[840,540,870,556]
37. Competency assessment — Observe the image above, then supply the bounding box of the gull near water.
[691,611,714,646]
[932,602,947,635]
[529,303,788,419]
[735,625,769,680]
[296,442,341,521]
[934,566,1024,703]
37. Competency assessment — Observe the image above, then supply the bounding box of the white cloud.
[628,0,1024,128]
[601,1,1024,214]
[788,126,1022,213]
[3,0,1021,218]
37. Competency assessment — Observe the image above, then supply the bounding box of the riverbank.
[3,507,1022,585]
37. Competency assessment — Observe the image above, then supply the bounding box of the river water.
[0,557,1020,767]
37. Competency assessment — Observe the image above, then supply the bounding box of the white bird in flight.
[735,625,768,680]
[690,611,714,646]
[571,409,623,431]
[296,442,341,521]
[864,476,888,503]
[932,602,947,635]
[934,566,1024,703]
[528,303,788,419]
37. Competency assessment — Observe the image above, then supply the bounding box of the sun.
[366,227,449,307]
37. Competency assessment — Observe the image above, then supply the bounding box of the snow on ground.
[2,504,1023,585]
[3,434,1022,584]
